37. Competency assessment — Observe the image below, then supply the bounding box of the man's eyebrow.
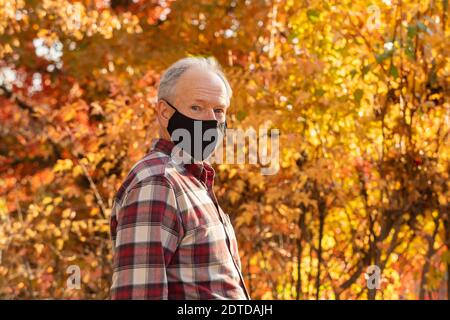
[193,99,227,108]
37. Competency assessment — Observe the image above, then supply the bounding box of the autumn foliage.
[0,0,449,299]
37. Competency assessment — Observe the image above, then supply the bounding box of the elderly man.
[109,57,250,300]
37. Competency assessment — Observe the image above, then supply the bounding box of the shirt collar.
[151,138,215,187]
[185,162,215,189]
[152,137,175,155]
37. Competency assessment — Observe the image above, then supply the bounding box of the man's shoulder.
[115,149,182,203]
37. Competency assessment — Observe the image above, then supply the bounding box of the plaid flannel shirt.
[110,138,250,300]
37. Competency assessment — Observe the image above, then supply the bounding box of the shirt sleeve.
[110,176,182,299]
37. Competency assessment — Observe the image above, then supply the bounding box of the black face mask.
[163,99,227,162]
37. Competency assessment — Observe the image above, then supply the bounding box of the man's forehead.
[175,68,229,106]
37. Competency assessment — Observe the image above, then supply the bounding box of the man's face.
[157,67,229,133]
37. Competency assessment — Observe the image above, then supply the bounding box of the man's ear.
[156,100,173,127]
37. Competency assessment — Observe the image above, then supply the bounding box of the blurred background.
[0,0,448,299]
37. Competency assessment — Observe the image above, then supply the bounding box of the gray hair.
[157,56,232,104]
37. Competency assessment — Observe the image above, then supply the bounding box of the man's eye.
[191,105,201,111]
[214,109,224,114]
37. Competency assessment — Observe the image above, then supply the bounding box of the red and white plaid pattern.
[110,138,250,299]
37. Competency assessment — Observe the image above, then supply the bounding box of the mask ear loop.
[161,99,179,113]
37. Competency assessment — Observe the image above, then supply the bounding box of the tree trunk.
[315,198,326,300]
[296,205,306,300]
[419,215,440,299]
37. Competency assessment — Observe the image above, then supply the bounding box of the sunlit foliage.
[0,0,448,299]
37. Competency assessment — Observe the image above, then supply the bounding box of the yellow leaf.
[56,239,64,250]
[90,207,100,217]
